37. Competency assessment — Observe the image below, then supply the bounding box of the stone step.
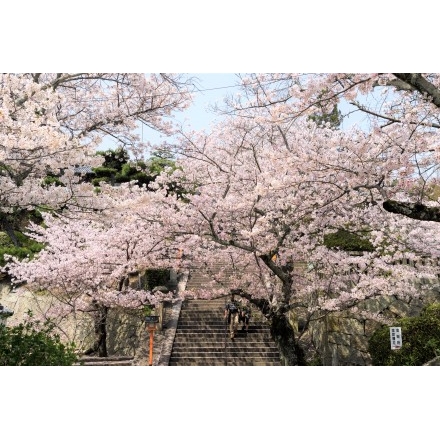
[172,350,279,357]
[176,325,270,338]
[170,343,275,350]
[173,336,273,343]
[77,360,133,366]
[170,295,282,366]
[169,356,281,365]
[170,346,280,354]
[179,309,228,313]
[180,304,228,310]
[168,355,282,365]
[178,314,265,319]
[76,356,134,366]
[176,323,267,329]
[181,306,247,311]
[179,319,263,323]
[172,341,276,348]
[174,335,272,340]
[169,360,282,366]
[174,330,270,336]
[179,310,262,315]
[175,324,269,330]
[171,340,277,347]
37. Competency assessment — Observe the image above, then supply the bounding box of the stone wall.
[0,279,146,357]
[3,273,439,365]
[307,288,440,366]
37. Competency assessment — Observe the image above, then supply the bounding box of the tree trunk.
[270,311,306,365]
[249,261,306,365]
[95,305,108,357]
[84,305,109,357]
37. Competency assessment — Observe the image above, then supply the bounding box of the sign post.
[390,327,402,350]
[145,315,159,366]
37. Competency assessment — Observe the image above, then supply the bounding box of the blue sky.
[101,73,241,151]
[139,73,366,145]
[102,72,369,152]
[179,73,241,129]
[141,73,241,147]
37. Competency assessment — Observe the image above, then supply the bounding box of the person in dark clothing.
[224,294,240,340]
[239,300,251,332]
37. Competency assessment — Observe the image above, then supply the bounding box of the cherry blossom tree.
[226,73,440,222]
[7,73,440,365]
[7,184,179,356]
[1,72,195,356]
[0,73,194,245]
[151,74,440,364]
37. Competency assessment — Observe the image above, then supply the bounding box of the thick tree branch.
[383,199,440,222]
[392,73,440,109]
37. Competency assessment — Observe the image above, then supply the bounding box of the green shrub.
[368,303,440,365]
[92,176,111,186]
[142,304,155,317]
[0,232,11,247]
[0,232,44,266]
[42,175,64,187]
[92,167,118,178]
[0,316,78,366]
[97,148,130,171]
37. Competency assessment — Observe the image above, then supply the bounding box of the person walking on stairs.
[239,299,251,334]
[224,293,240,340]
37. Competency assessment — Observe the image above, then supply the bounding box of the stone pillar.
[170,269,177,285]
[157,302,164,331]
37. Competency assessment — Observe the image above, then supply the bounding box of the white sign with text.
[390,327,402,350]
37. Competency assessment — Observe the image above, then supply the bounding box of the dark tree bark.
[383,200,440,222]
[0,214,20,246]
[270,312,306,366]
[392,73,440,109]
[84,304,109,357]
[248,293,306,365]
[94,305,108,357]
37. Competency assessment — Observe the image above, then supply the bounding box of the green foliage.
[323,229,374,252]
[306,354,323,366]
[91,148,184,192]
[92,167,119,178]
[0,231,44,266]
[0,232,11,247]
[309,104,342,129]
[42,175,64,187]
[121,161,147,176]
[368,303,440,366]
[0,315,78,366]
[142,304,155,317]
[116,162,154,186]
[92,176,111,186]
[149,155,177,176]
[97,147,130,171]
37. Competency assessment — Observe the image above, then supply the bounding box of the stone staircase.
[76,355,134,366]
[169,297,282,366]
[184,262,248,293]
